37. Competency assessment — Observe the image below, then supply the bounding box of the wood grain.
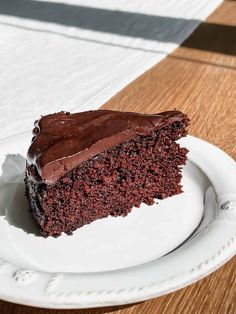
[1,1,236,313]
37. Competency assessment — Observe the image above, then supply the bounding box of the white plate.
[0,134,235,309]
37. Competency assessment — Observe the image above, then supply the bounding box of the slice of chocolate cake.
[25,110,189,237]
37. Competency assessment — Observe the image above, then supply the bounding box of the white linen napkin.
[0,0,222,139]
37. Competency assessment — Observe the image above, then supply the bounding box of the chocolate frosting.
[27,110,187,183]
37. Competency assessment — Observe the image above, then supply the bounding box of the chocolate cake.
[25,110,189,237]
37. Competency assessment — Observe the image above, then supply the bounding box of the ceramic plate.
[0,134,235,309]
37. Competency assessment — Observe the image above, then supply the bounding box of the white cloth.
[0,0,222,140]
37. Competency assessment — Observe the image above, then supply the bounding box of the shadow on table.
[0,299,141,314]
[182,22,236,56]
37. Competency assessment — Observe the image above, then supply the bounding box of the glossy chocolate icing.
[27,110,187,183]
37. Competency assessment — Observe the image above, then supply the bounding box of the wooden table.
[1,1,235,313]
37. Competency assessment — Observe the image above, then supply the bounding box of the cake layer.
[27,110,188,183]
[25,117,189,237]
